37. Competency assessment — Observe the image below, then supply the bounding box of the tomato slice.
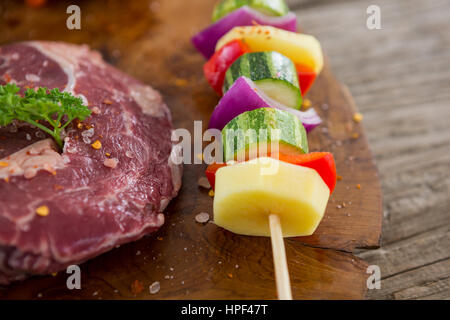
[203,40,250,95]
[205,152,336,193]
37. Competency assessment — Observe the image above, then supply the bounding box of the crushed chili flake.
[3,73,12,83]
[131,280,144,295]
[157,236,163,241]
[91,140,102,150]
[4,177,9,183]
[0,161,9,167]
[337,175,343,181]
[356,184,361,189]
[103,99,113,105]
[227,273,233,279]
[36,205,49,217]
[302,98,312,109]
[353,112,363,123]
[174,78,188,87]
[208,189,215,197]
[53,184,64,191]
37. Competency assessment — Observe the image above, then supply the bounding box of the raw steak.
[0,42,182,285]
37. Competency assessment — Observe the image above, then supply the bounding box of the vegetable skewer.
[193,0,335,299]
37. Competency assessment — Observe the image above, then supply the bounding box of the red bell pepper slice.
[205,152,336,193]
[278,152,336,193]
[295,63,317,96]
[203,39,250,96]
[205,162,227,190]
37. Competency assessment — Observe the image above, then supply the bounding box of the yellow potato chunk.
[213,158,330,237]
[216,26,324,73]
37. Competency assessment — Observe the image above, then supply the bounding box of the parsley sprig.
[0,83,91,149]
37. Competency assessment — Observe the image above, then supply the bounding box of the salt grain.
[149,281,160,294]
[125,151,134,158]
[104,158,119,169]
[195,212,210,224]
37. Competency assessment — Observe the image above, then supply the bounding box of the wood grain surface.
[0,0,383,299]
[287,0,450,300]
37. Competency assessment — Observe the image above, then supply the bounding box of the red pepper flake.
[53,184,64,191]
[103,99,113,105]
[91,140,102,150]
[157,236,163,241]
[0,161,9,168]
[264,30,270,35]
[174,78,188,87]
[3,73,11,83]
[356,184,361,189]
[227,273,233,279]
[131,280,144,295]
[337,175,343,181]
[4,177,9,183]
[36,205,49,217]
[353,112,363,123]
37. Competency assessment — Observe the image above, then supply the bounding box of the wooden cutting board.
[0,0,382,299]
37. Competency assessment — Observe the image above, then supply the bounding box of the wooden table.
[0,0,448,300]
[287,0,450,299]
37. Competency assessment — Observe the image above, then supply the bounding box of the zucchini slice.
[212,0,289,22]
[223,51,302,109]
[222,107,308,162]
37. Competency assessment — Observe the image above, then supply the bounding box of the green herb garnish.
[0,83,91,149]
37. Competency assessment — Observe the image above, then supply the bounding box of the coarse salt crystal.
[195,212,210,224]
[149,281,160,294]
[104,158,119,169]
[125,151,134,158]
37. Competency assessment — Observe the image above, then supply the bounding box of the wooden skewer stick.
[269,214,292,300]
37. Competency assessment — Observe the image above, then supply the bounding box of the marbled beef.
[0,42,182,285]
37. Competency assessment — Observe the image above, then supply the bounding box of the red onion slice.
[192,6,297,59]
[209,76,322,132]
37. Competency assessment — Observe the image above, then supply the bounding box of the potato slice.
[213,157,330,237]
